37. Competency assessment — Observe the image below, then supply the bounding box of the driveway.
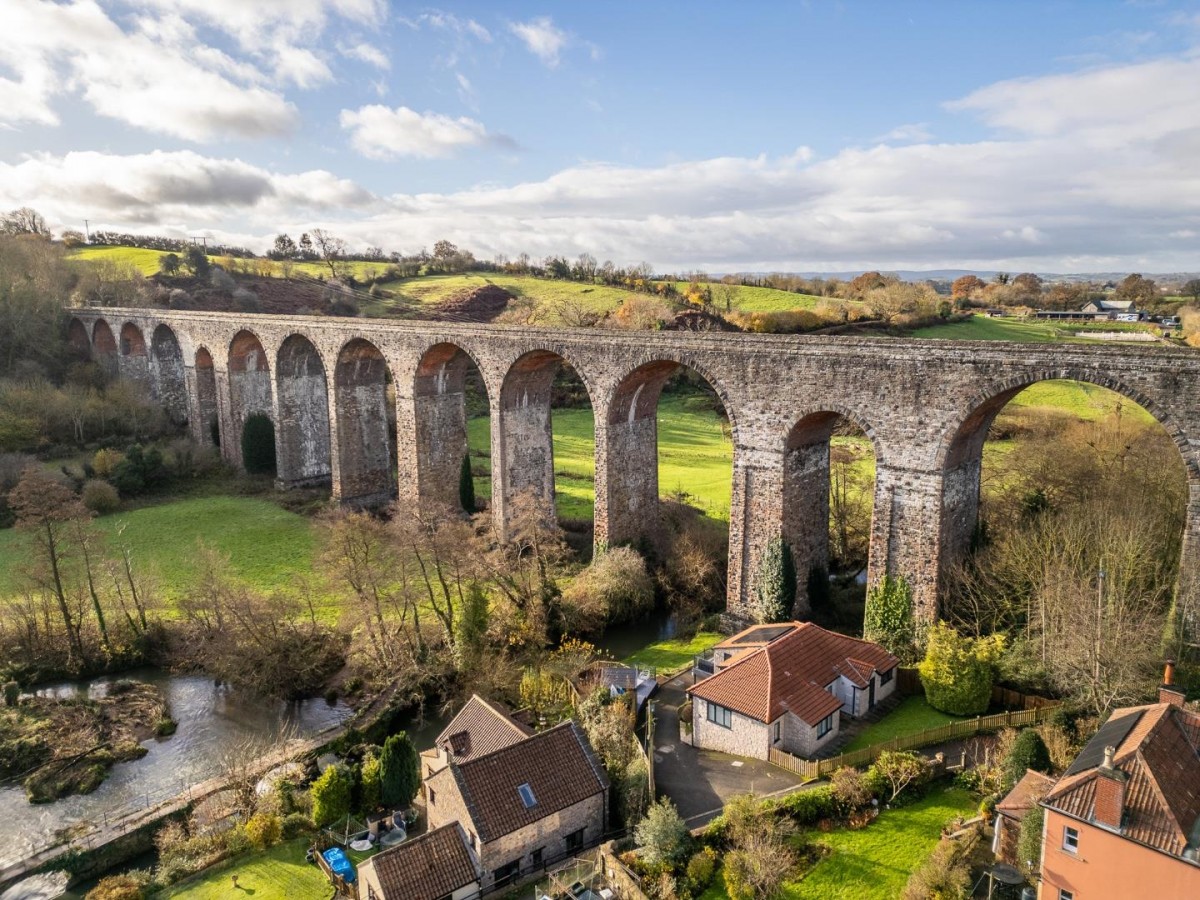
[651,671,806,827]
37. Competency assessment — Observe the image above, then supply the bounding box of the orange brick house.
[1033,672,1200,899]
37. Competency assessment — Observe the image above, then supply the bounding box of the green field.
[913,313,1167,343]
[701,785,977,900]
[622,631,723,671]
[160,839,332,900]
[0,496,317,605]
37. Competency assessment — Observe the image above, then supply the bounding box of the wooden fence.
[768,703,1060,781]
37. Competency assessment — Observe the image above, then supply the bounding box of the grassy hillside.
[912,313,1168,343]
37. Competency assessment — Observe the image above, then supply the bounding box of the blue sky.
[2,1,1199,272]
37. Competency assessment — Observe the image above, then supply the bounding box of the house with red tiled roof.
[424,720,608,893]
[420,694,533,780]
[687,621,899,760]
[1025,668,1200,899]
[357,822,481,900]
[993,769,1055,867]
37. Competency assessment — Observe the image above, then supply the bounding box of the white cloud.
[339,105,502,159]
[339,41,390,70]
[408,11,492,42]
[509,17,568,68]
[874,123,933,143]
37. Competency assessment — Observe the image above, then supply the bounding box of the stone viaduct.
[67,307,1200,624]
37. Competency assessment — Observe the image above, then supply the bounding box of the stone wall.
[693,698,768,759]
[69,308,1200,626]
[778,708,838,758]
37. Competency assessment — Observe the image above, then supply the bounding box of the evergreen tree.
[753,535,796,623]
[380,732,421,810]
[459,453,475,513]
[310,764,352,827]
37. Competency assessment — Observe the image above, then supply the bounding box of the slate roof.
[450,721,608,842]
[1043,701,1200,858]
[359,823,478,900]
[688,622,898,725]
[435,694,532,762]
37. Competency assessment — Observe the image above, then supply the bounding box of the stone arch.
[275,333,332,488]
[66,317,91,361]
[783,407,881,615]
[194,347,220,447]
[227,330,275,470]
[333,337,396,506]
[602,357,736,548]
[117,321,151,389]
[92,319,118,376]
[150,324,188,425]
[412,341,490,514]
[935,370,1199,604]
[495,348,597,531]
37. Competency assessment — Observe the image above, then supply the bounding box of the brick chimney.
[1159,659,1186,708]
[1093,745,1127,831]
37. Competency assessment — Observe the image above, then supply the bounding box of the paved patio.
[651,670,806,827]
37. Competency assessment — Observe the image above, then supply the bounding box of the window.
[816,713,834,738]
[493,859,521,887]
[1058,891,1073,900]
[773,720,781,743]
[879,667,893,685]
[565,828,585,852]
[531,847,544,868]
[1062,826,1079,853]
[428,787,436,805]
[706,702,733,729]
[518,783,537,808]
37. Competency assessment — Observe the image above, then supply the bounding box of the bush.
[1016,806,1043,876]
[92,448,124,478]
[864,575,915,659]
[85,874,145,900]
[1002,729,1052,791]
[109,444,170,496]
[768,784,838,825]
[281,812,315,839]
[753,535,796,623]
[360,747,382,812]
[3,681,19,707]
[244,811,282,850]
[685,847,718,891]
[562,546,655,629]
[241,413,276,475]
[310,764,352,828]
[901,830,977,900]
[82,478,120,514]
[870,751,930,804]
[635,798,692,867]
[829,766,873,812]
[918,622,1006,715]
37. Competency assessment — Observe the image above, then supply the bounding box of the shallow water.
[0,669,353,871]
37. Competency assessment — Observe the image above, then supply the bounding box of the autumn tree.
[1113,273,1158,305]
[951,274,986,300]
[1012,272,1044,302]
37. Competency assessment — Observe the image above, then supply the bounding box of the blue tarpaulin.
[323,846,357,884]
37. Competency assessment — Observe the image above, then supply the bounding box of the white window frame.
[1062,825,1079,853]
[706,702,733,729]
[1058,890,1074,900]
[817,713,834,738]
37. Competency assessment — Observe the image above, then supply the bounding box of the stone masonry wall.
[71,308,1200,627]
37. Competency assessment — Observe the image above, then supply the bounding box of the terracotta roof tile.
[997,770,1055,819]
[359,822,478,900]
[1044,702,1200,858]
[688,622,898,725]
[435,694,532,763]
[451,721,608,842]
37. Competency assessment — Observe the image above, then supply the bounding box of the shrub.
[310,764,352,827]
[829,766,873,812]
[241,413,276,475]
[918,622,1006,715]
[871,751,930,804]
[685,847,718,891]
[380,732,420,810]
[85,874,145,900]
[1016,806,1043,876]
[82,478,120,514]
[3,681,19,707]
[244,811,282,850]
[91,448,124,478]
[1002,729,1052,790]
[281,812,314,839]
[753,535,796,623]
[562,546,655,629]
[360,747,382,812]
[770,784,838,825]
[901,830,977,900]
[635,798,691,867]
[109,444,170,496]
[864,575,915,659]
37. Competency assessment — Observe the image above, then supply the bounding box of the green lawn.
[159,839,330,900]
[842,696,961,752]
[913,313,1168,344]
[1003,378,1155,424]
[0,496,317,606]
[701,785,977,900]
[622,631,722,671]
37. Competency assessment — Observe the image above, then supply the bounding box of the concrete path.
[651,671,806,828]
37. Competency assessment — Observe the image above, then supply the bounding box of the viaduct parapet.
[68,308,1200,624]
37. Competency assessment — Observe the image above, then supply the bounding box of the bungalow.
[357,822,481,900]
[424,720,609,892]
[687,622,898,760]
[1081,298,1139,319]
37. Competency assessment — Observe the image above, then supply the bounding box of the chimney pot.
[1164,659,1176,687]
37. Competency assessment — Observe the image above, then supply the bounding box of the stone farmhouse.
[421,697,609,893]
[998,668,1200,898]
[687,622,898,759]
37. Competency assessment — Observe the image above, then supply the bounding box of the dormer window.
[518,783,537,808]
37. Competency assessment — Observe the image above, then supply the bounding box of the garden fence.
[767,703,1060,781]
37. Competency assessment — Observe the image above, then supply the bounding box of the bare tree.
[309,229,349,278]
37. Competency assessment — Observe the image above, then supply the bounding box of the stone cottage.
[688,621,899,759]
